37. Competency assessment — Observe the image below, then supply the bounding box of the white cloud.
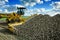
[45,10,60,16]
[46,2,60,16]
[14,4,24,7]
[0,9,9,13]
[0,4,25,13]
[4,9,8,13]
[0,9,2,13]
[51,2,60,9]
[3,5,17,12]
[0,5,17,13]
[0,0,8,5]
[0,1,5,5]
[55,2,60,4]
[36,0,41,3]
[39,1,43,4]
[44,0,51,2]
[40,8,45,12]
[0,9,10,13]
[54,2,60,9]
[0,10,2,11]
[20,0,43,7]
[30,2,36,7]
[24,8,46,16]
[25,6,60,16]
[5,0,8,2]
[25,2,36,7]
[25,2,29,6]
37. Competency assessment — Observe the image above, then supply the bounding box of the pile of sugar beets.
[0,14,60,40]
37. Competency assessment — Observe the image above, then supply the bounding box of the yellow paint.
[8,22,24,32]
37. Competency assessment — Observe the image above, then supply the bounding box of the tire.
[6,19,10,23]
[15,19,21,22]
[6,19,15,23]
[10,19,15,23]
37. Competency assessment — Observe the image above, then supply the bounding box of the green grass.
[24,16,29,18]
[0,18,6,21]
[22,16,29,18]
[0,16,30,21]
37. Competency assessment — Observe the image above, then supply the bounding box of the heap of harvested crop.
[0,14,60,40]
[0,28,17,40]
[15,14,60,40]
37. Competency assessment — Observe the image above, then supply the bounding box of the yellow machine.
[0,7,26,33]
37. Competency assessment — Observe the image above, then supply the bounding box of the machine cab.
[17,7,26,15]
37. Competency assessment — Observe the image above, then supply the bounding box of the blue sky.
[0,0,60,16]
[6,0,59,9]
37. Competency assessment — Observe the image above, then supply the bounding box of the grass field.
[0,16,30,21]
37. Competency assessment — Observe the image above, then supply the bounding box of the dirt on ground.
[0,14,60,40]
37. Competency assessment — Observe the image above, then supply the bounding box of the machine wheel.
[10,19,15,23]
[15,19,21,22]
[6,19,10,23]
[6,19,15,23]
